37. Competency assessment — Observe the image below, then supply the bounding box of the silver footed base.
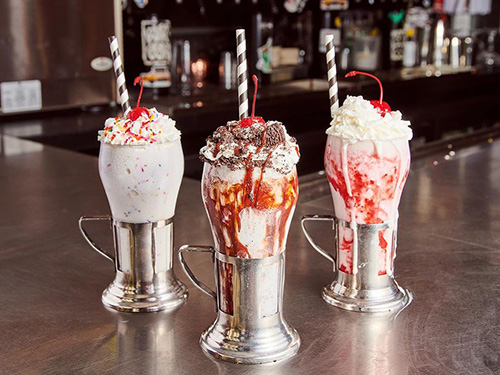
[200,318,300,365]
[102,278,188,313]
[322,281,413,314]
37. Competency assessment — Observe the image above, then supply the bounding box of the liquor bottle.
[388,9,406,69]
[250,0,275,84]
[403,27,418,68]
[318,11,342,77]
[316,0,348,77]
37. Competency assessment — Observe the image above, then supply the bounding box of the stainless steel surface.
[0,134,499,373]
[0,0,115,114]
[302,216,412,313]
[183,250,300,364]
[80,216,187,313]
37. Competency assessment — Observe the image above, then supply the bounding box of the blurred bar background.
[1,0,499,178]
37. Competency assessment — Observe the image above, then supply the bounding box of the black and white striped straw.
[108,36,131,115]
[325,34,339,118]
[236,29,249,120]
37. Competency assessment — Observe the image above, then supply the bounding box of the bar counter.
[0,135,499,374]
[3,69,500,180]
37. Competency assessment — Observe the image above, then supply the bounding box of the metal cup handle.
[178,245,217,303]
[78,215,115,262]
[301,215,336,263]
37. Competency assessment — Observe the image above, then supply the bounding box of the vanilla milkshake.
[98,109,183,223]
[79,100,188,312]
[324,95,412,276]
[98,108,183,274]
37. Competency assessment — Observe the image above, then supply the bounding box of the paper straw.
[325,34,339,117]
[236,29,249,120]
[108,36,131,115]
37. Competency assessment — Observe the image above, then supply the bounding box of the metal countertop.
[0,135,499,374]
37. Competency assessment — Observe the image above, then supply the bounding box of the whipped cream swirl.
[98,108,181,145]
[200,119,300,175]
[326,96,412,141]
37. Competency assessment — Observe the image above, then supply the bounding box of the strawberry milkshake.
[325,72,412,277]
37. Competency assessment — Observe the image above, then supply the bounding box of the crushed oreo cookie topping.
[200,118,299,175]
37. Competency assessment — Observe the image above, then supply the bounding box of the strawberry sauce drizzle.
[325,138,409,275]
[326,149,399,224]
[378,230,389,275]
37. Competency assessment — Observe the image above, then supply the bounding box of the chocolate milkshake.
[200,118,299,259]
[178,75,301,363]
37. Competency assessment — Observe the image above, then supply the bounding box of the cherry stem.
[133,76,144,108]
[345,71,383,104]
[251,74,258,118]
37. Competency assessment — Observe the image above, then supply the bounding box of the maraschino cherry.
[127,76,150,121]
[240,75,265,127]
[345,71,391,116]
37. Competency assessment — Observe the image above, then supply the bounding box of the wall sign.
[141,19,172,66]
[90,57,113,72]
[1,80,42,113]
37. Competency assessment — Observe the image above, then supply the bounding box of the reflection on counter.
[114,311,181,375]
[339,314,408,375]
[0,135,43,157]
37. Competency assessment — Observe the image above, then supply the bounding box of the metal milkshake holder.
[301,214,412,313]
[78,215,187,313]
[76,196,411,363]
[178,246,300,365]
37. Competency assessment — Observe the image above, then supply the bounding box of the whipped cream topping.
[200,118,300,175]
[326,96,412,141]
[98,108,181,145]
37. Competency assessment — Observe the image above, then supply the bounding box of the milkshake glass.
[79,107,187,312]
[179,118,301,364]
[202,163,298,259]
[324,135,410,275]
[302,94,413,313]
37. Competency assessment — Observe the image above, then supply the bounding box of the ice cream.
[200,117,300,259]
[326,95,412,141]
[98,107,180,145]
[324,90,412,275]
